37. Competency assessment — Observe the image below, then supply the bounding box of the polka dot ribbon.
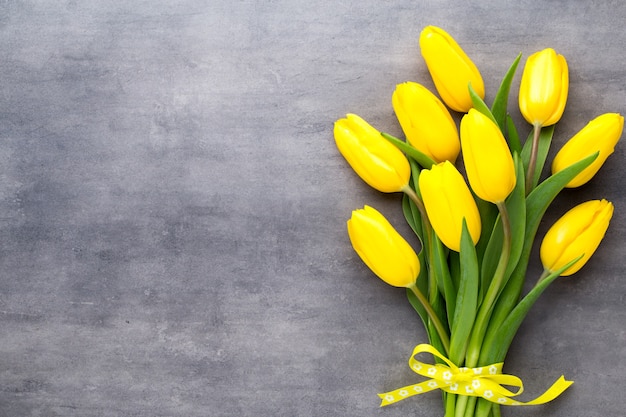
[378,344,573,407]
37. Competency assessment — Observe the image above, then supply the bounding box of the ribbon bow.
[379,344,573,407]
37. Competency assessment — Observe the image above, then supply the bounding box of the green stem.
[492,403,500,417]
[402,186,428,230]
[454,395,469,417]
[525,123,542,195]
[462,396,477,417]
[408,283,450,355]
[465,201,512,367]
[445,393,456,417]
[536,268,551,286]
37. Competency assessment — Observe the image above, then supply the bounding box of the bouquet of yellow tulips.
[334,26,623,417]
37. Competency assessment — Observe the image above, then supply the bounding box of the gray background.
[0,1,624,416]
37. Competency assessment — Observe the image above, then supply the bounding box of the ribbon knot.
[378,344,573,407]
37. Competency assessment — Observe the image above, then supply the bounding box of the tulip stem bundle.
[334,25,622,417]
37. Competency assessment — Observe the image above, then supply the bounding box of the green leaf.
[402,193,423,240]
[503,154,526,280]
[469,84,499,127]
[403,158,430,255]
[449,250,461,295]
[449,220,479,365]
[483,256,582,363]
[526,151,598,232]
[479,212,502,299]
[381,132,436,169]
[406,260,430,333]
[409,157,421,191]
[431,232,456,325]
[506,114,522,155]
[420,290,449,360]
[475,196,498,275]
[491,53,522,133]
[402,191,430,323]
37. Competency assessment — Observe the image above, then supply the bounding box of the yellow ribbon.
[378,344,573,407]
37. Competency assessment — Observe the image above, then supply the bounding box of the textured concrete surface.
[0,1,625,416]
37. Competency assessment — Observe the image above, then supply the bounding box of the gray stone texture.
[0,1,625,416]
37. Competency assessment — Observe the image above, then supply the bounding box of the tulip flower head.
[392,82,460,163]
[347,206,420,288]
[418,161,481,252]
[552,113,624,188]
[540,199,613,276]
[419,26,485,113]
[519,48,569,127]
[460,109,516,203]
[334,114,411,193]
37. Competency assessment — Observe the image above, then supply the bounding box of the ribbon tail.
[378,380,443,407]
[521,376,574,406]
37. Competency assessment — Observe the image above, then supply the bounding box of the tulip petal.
[334,114,411,192]
[392,82,460,163]
[420,26,484,113]
[460,109,516,203]
[540,200,613,276]
[552,113,624,188]
[419,161,481,252]
[491,53,522,132]
[347,206,420,287]
[519,48,568,126]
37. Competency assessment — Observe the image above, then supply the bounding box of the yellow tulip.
[347,205,420,287]
[519,48,569,127]
[392,82,460,163]
[460,109,516,203]
[540,200,613,276]
[552,113,624,188]
[419,25,485,113]
[418,161,481,251]
[334,114,411,193]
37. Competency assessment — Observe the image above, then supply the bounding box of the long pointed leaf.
[381,132,436,168]
[406,260,429,333]
[491,53,522,132]
[449,221,479,365]
[507,114,522,155]
[402,192,430,314]
[428,291,450,361]
[402,193,423,240]
[483,256,582,363]
[431,232,456,325]
[503,154,526,280]
[475,196,498,276]
[469,84,499,127]
[479,212,502,299]
[526,152,598,229]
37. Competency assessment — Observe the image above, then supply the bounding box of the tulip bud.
[552,113,624,188]
[334,114,411,193]
[392,82,460,163]
[419,26,485,113]
[418,161,481,252]
[540,200,613,276]
[519,48,569,127]
[347,205,420,288]
[460,109,516,203]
